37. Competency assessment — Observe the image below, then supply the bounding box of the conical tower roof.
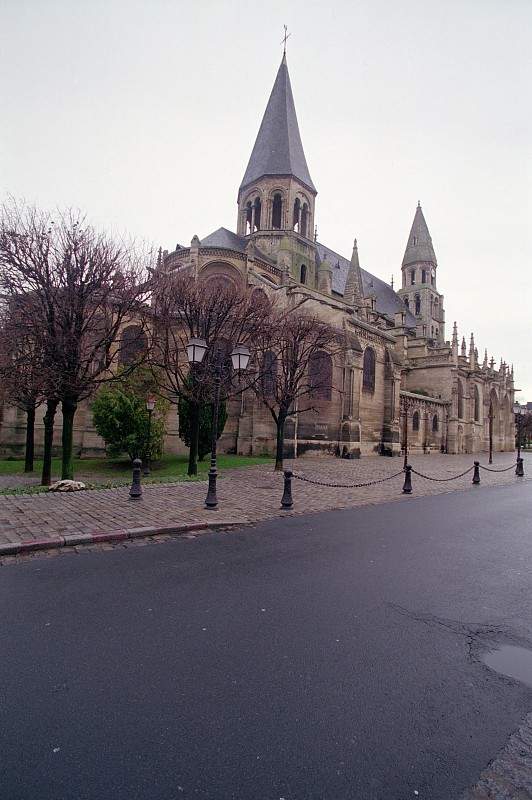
[402,203,437,268]
[239,54,316,195]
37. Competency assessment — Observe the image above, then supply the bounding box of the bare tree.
[0,301,47,471]
[253,311,343,470]
[151,272,273,475]
[0,199,153,483]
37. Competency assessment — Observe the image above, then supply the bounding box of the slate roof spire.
[402,202,437,268]
[239,55,316,195]
[344,238,364,308]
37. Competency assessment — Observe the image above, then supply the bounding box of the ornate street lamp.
[186,337,208,365]
[516,405,523,461]
[401,395,409,470]
[143,395,156,476]
[186,338,250,509]
[488,402,494,465]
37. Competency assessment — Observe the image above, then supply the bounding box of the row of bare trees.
[0,199,342,483]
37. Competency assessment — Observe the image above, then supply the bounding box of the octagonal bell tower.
[236,53,318,287]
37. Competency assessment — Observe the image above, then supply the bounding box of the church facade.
[0,55,516,458]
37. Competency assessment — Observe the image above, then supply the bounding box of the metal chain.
[290,469,405,489]
[410,466,473,482]
[479,463,516,473]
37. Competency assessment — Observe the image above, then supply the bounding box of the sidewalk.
[0,452,529,558]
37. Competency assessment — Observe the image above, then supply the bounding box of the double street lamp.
[186,338,251,509]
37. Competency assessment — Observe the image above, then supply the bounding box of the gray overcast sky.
[2,0,531,398]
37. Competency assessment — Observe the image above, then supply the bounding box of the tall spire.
[239,56,316,195]
[344,239,365,309]
[402,203,437,268]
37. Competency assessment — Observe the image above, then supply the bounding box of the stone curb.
[0,520,243,557]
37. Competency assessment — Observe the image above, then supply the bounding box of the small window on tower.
[272,193,283,229]
[415,294,421,315]
[300,264,307,284]
[253,197,261,231]
[301,203,308,238]
[404,297,409,309]
[412,236,417,245]
[410,270,415,285]
[293,198,301,232]
[421,269,427,283]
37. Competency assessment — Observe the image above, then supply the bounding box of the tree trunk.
[187,401,199,476]
[41,398,58,486]
[61,397,78,480]
[24,404,36,473]
[275,415,286,472]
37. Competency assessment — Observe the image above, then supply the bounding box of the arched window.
[421,269,427,283]
[245,202,253,235]
[300,203,308,238]
[414,294,421,315]
[309,350,332,401]
[432,414,439,432]
[474,385,480,422]
[253,197,261,231]
[293,198,301,232]
[458,380,464,419]
[119,325,148,366]
[272,193,283,229]
[410,270,416,285]
[404,297,409,309]
[300,264,307,284]
[362,347,376,392]
[262,351,277,398]
[413,411,420,431]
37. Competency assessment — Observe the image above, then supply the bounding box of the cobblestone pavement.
[0,452,529,563]
[461,712,532,799]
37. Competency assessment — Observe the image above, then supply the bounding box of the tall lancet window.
[293,198,301,232]
[253,197,261,231]
[272,193,283,229]
[245,202,253,235]
[301,203,308,238]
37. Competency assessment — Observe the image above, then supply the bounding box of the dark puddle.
[483,645,532,689]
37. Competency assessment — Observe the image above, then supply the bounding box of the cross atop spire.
[281,25,291,56]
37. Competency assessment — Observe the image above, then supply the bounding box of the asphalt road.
[2,481,532,800]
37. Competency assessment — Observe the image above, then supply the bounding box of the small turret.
[469,333,476,368]
[318,253,333,295]
[344,239,364,309]
[451,322,459,363]
[461,336,467,358]
[483,349,488,370]
[190,234,200,276]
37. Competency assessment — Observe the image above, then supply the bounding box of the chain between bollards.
[281,470,293,509]
[129,458,142,499]
[472,461,480,485]
[402,465,412,494]
[516,456,524,477]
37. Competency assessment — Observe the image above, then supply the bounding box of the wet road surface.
[1,481,532,799]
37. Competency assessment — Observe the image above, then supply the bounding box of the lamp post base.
[205,468,218,509]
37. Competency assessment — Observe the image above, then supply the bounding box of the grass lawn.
[0,453,273,494]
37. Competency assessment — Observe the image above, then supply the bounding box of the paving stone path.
[0,452,529,556]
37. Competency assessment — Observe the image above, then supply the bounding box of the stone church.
[0,54,516,458]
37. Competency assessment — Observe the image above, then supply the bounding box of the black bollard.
[402,464,412,494]
[516,457,524,477]
[281,470,293,509]
[129,458,142,499]
[472,461,480,485]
